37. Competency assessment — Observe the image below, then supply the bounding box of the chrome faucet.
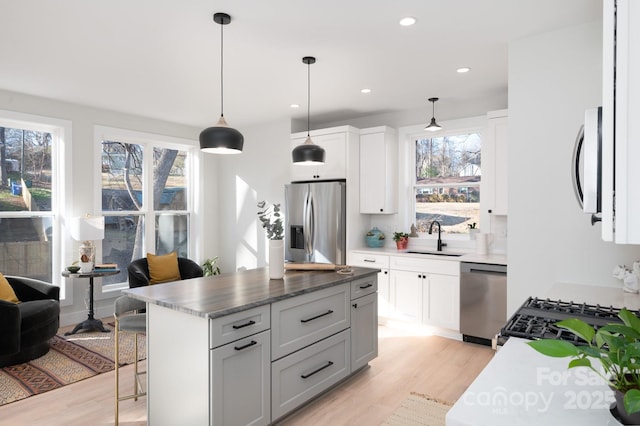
[428,220,447,251]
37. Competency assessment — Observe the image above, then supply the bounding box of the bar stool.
[114,295,147,425]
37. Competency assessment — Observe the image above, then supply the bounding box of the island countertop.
[124,266,379,319]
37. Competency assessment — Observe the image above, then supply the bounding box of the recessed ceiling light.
[457,67,471,73]
[399,17,416,26]
[290,104,300,108]
[360,88,371,94]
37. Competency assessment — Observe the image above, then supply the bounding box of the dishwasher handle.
[460,262,507,275]
[469,269,506,276]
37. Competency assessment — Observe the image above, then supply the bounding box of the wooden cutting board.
[284,263,347,271]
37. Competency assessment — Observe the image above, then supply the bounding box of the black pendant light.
[424,97,443,132]
[200,12,244,154]
[292,56,325,165]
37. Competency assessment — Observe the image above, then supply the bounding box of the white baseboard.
[59,304,115,328]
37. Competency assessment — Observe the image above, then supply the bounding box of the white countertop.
[350,247,507,266]
[446,337,620,425]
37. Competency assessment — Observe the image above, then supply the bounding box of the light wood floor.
[0,320,494,426]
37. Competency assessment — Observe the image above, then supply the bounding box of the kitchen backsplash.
[364,215,508,255]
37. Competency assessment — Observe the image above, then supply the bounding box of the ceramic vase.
[80,261,93,273]
[269,239,284,279]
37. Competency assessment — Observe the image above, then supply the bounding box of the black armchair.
[0,276,60,367]
[127,257,204,288]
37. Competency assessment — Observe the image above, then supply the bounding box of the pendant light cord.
[220,20,224,117]
[307,61,311,137]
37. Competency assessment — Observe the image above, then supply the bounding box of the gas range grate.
[499,297,640,343]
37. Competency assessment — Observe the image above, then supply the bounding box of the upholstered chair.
[0,276,60,367]
[127,256,204,288]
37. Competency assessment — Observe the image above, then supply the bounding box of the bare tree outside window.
[415,133,482,233]
[0,126,54,281]
[101,140,189,284]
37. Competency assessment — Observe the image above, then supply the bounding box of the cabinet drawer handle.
[234,340,257,351]
[359,283,373,289]
[300,309,334,323]
[363,259,376,263]
[352,303,358,309]
[232,320,256,329]
[300,361,334,379]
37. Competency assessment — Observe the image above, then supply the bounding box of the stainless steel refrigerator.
[285,180,346,265]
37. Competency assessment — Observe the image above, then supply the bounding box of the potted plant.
[528,308,640,424]
[202,256,221,277]
[393,232,409,250]
[257,201,284,279]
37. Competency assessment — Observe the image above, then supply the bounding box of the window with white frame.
[0,113,66,295]
[414,132,482,234]
[99,128,195,286]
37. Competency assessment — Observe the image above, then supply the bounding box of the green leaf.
[620,308,640,334]
[577,346,602,358]
[599,330,626,352]
[528,339,579,357]
[556,318,595,343]
[624,389,640,415]
[568,358,592,368]
[601,324,640,340]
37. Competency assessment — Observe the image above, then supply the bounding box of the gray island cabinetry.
[124,267,379,426]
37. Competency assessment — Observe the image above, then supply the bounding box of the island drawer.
[271,329,350,421]
[350,252,390,269]
[350,275,378,300]
[210,305,271,349]
[271,283,349,360]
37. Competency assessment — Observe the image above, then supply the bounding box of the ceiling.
[0,0,601,131]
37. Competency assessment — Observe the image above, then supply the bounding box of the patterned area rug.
[0,323,145,406]
[382,392,453,426]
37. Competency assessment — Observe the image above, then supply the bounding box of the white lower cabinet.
[424,273,460,331]
[378,269,390,318]
[389,255,460,331]
[271,329,351,421]
[210,330,271,426]
[390,269,423,322]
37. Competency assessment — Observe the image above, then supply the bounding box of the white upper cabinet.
[359,126,398,214]
[290,126,358,181]
[602,0,640,243]
[481,110,508,218]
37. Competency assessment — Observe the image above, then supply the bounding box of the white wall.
[507,21,640,315]
[216,119,291,273]
[0,89,201,326]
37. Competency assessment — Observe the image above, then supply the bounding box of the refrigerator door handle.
[303,190,314,259]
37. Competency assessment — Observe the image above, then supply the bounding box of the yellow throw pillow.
[0,273,20,303]
[147,252,181,284]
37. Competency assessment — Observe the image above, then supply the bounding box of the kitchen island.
[124,266,379,426]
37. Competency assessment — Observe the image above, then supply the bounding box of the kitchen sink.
[406,250,463,257]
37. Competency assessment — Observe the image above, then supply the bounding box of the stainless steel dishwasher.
[460,262,507,346]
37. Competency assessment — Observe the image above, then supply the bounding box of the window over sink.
[414,132,482,234]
